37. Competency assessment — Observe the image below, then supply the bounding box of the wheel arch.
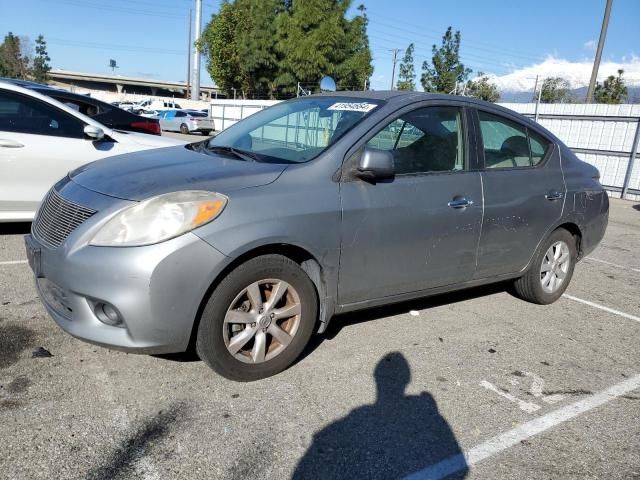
[554,222,583,259]
[187,242,332,352]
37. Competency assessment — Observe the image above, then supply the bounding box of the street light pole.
[586,0,613,103]
[186,8,191,99]
[191,0,202,101]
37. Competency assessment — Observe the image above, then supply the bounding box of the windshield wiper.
[205,145,260,162]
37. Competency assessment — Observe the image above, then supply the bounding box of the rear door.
[338,104,483,305]
[473,108,565,278]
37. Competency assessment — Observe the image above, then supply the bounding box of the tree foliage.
[199,0,372,99]
[420,27,471,94]
[32,35,51,83]
[465,72,499,102]
[540,76,574,103]
[396,43,415,91]
[0,32,30,79]
[594,69,627,104]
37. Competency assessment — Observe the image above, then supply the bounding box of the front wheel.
[513,228,576,305]
[196,255,318,381]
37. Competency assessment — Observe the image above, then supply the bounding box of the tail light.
[130,121,161,135]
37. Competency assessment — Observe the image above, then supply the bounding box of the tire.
[513,228,576,305]
[196,255,318,381]
[201,130,212,136]
[179,123,189,134]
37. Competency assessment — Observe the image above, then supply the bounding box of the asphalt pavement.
[0,199,639,480]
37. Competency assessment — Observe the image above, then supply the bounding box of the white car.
[0,82,182,222]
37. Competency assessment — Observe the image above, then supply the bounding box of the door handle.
[544,192,564,201]
[0,139,24,148]
[448,198,474,209]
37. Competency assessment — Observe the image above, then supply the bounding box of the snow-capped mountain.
[483,56,640,102]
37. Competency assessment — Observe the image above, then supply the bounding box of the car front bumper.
[25,231,229,354]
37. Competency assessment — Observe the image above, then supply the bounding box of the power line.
[364,9,546,61]
[48,38,184,55]
[35,0,187,19]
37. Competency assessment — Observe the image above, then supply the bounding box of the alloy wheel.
[223,279,301,364]
[540,241,571,294]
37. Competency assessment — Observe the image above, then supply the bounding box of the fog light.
[94,302,123,327]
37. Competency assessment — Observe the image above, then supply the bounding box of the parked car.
[0,78,162,135]
[160,109,215,135]
[24,91,608,381]
[134,99,182,112]
[0,81,181,221]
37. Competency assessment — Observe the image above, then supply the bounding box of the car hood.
[69,145,288,201]
[111,130,184,148]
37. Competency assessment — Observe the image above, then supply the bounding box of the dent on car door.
[338,105,483,306]
[0,89,113,217]
[474,109,565,278]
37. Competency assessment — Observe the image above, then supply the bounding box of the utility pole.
[535,76,543,122]
[186,8,192,99]
[389,49,401,90]
[191,0,202,101]
[586,0,613,103]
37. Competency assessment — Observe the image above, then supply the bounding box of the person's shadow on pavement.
[292,352,468,480]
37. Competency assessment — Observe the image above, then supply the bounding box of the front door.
[338,105,483,305]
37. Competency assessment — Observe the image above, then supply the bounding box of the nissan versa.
[25,91,608,381]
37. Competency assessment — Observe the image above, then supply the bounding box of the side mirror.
[84,125,105,141]
[356,147,394,180]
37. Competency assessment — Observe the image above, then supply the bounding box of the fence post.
[221,104,226,131]
[621,119,640,200]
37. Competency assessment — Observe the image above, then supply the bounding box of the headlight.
[90,191,227,247]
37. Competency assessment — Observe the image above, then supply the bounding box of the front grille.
[32,189,96,248]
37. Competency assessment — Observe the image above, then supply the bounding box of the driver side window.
[365,106,465,174]
[0,91,84,138]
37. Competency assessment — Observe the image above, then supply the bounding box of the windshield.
[207,97,382,164]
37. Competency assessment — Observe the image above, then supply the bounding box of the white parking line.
[563,294,640,323]
[404,373,640,480]
[585,257,640,273]
[0,260,27,266]
[480,380,541,414]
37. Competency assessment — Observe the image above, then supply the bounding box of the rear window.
[189,112,207,118]
[478,110,550,169]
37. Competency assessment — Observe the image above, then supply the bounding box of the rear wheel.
[179,123,189,134]
[201,130,212,136]
[513,228,576,304]
[196,255,318,381]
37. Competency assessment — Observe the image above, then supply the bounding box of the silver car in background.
[25,91,608,381]
[159,109,215,135]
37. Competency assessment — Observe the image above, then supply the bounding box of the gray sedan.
[159,109,215,135]
[25,91,608,381]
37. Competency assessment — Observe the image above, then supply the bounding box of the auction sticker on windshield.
[327,102,378,112]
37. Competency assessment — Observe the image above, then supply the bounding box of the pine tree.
[420,27,471,94]
[396,43,415,91]
[199,0,372,98]
[32,35,51,83]
[0,32,30,79]
[276,0,372,96]
[594,69,627,104]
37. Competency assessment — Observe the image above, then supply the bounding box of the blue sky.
[2,0,639,91]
